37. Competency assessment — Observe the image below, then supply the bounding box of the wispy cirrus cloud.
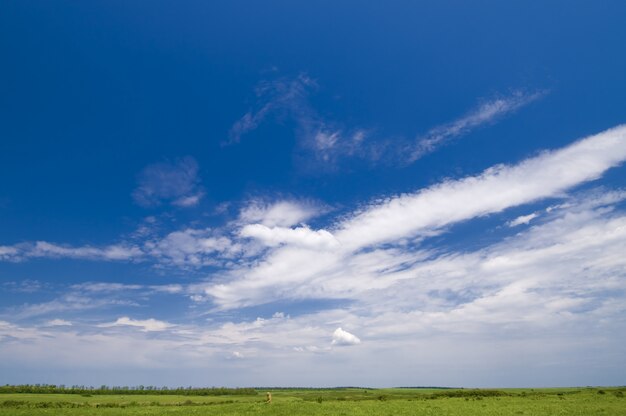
[228,74,372,167]
[2,184,626,386]
[0,230,237,268]
[44,319,72,327]
[0,242,142,263]
[204,124,626,310]
[230,74,545,168]
[337,124,626,250]
[2,126,626,387]
[5,292,139,320]
[407,90,546,162]
[228,73,317,145]
[1,280,187,324]
[133,156,204,208]
[507,212,539,227]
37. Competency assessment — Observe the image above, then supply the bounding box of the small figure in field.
[266,392,272,404]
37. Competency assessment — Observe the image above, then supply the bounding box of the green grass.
[0,387,624,415]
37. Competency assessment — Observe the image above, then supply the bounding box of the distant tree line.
[0,384,256,396]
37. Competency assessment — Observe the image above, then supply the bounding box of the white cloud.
[0,246,18,260]
[507,212,539,227]
[100,317,173,332]
[337,124,626,250]
[2,279,45,293]
[71,282,144,292]
[0,242,142,262]
[0,228,240,268]
[228,73,317,145]
[2,124,626,387]
[239,199,324,227]
[172,192,205,208]
[45,319,72,327]
[240,224,339,250]
[409,90,546,161]
[314,130,340,151]
[202,125,626,311]
[144,228,238,267]
[332,327,361,346]
[7,293,139,320]
[133,156,204,208]
[150,284,184,294]
[30,242,142,260]
[228,74,369,167]
[2,199,626,388]
[230,74,544,168]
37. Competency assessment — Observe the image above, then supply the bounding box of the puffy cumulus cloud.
[239,224,339,250]
[332,327,361,346]
[133,156,204,208]
[238,199,324,227]
[100,317,173,332]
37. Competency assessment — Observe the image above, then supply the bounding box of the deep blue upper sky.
[1,1,626,387]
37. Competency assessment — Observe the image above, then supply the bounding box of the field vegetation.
[0,385,624,415]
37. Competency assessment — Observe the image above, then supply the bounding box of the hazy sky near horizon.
[1,1,626,388]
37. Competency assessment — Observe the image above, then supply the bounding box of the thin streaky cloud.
[204,124,626,310]
[227,74,369,167]
[507,213,539,227]
[408,90,547,162]
[0,242,142,262]
[227,73,317,145]
[230,75,546,168]
[99,317,173,332]
[1,190,625,387]
[339,124,626,251]
[44,319,72,327]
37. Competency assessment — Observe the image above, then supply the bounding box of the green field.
[1,387,625,415]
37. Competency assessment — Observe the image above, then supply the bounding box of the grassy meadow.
[0,386,624,415]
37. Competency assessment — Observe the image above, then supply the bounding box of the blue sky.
[1,1,626,387]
